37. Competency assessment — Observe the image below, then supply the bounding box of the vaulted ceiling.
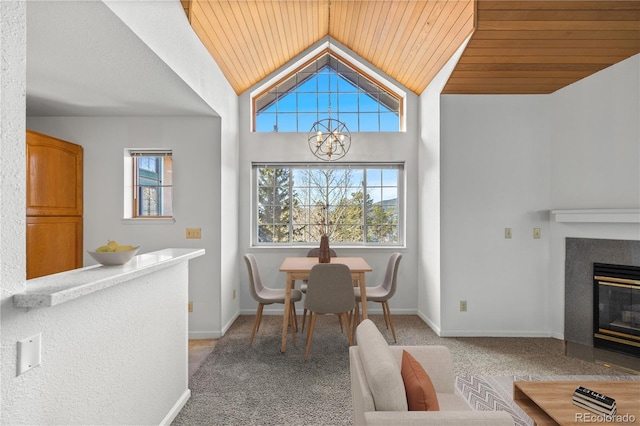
[184,0,640,96]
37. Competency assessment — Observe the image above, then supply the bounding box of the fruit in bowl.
[88,240,140,266]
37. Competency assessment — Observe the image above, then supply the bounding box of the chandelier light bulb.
[307,118,351,161]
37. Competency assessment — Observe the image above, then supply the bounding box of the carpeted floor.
[172,314,637,425]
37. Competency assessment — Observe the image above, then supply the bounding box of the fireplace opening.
[593,263,640,358]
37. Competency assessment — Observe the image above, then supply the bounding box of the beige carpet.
[172,314,637,425]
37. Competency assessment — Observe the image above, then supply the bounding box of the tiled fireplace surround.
[565,237,640,371]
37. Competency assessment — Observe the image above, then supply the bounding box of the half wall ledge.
[551,209,640,223]
[13,248,205,308]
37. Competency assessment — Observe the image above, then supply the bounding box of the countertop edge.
[14,248,205,308]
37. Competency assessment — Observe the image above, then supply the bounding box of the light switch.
[17,333,41,376]
[505,228,512,239]
[186,227,201,239]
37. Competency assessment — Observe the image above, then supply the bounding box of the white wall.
[2,264,190,425]
[103,0,241,337]
[26,117,223,339]
[439,95,551,336]
[0,0,26,301]
[2,4,191,423]
[547,54,640,338]
[417,37,471,334]
[436,54,640,337]
[24,0,241,339]
[237,41,420,317]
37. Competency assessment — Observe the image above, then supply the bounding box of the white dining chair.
[244,253,302,345]
[300,247,337,332]
[303,263,355,361]
[353,252,402,342]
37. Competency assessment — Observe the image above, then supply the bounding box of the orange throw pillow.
[400,350,440,411]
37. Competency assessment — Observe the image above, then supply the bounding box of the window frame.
[251,49,405,133]
[128,149,174,219]
[252,162,405,247]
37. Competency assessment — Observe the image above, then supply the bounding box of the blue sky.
[256,65,399,133]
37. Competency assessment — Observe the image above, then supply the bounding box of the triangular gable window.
[253,51,402,132]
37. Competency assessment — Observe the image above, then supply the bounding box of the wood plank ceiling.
[443,1,640,94]
[184,1,640,96]
[186,0,474,95]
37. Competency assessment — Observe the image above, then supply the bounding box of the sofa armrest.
[388,346,455,393]
[364,410,515,426]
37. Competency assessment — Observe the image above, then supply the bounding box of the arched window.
[253,51,403,133]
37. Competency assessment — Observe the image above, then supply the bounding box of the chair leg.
[250,303,264,345]
[305,312,318,361]
[302,308,308,332]
[289,303,297,346]
[343,312,353,346]
[383,301,397,343]
[352,302,360,340]
[291,302,298,332]
[338,313,344,333]
[381,302,390,330]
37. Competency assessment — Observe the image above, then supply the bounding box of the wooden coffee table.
[513,380,640,425]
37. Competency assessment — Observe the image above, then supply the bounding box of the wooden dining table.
[278,256,372,353]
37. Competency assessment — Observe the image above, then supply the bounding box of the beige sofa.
[349,319,514,425]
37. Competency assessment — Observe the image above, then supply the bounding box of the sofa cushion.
[356,319,408,411]
[401,350,440,411]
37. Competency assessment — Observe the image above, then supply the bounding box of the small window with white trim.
[126,149,173,218]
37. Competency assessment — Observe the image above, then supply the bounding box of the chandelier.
[307,0,351,162]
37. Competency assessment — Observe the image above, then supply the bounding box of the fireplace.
[593,263,640,358]
[564,238,640,371]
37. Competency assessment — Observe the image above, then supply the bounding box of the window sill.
[122,218,176,225]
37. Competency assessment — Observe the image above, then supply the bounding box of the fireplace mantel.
[551,209,640,223]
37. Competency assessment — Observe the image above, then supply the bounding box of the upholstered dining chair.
[304,263,355,361]
[300,247,337,332]
[353,252,403,342]
[244,253,302,345]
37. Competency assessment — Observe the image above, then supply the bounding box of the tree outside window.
[255,164,401,245]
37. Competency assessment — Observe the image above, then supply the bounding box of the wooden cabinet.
[26,216,83,279]
[26,130,83,279]
[26,130,83,217]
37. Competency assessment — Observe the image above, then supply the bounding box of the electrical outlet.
[460,300,467,312]
[533,228,541,239]
[186,227,201,239]
[505,228,512,239]
[188,301,193,313]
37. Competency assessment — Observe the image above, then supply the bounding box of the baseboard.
[221,311,240,336]
[159,389,190,426]
[188,312,240,339]
[551,331,564,340]
[240,307,418,315]
[438,329,554,337]
[417,311,441,335]
[195,310,557,339]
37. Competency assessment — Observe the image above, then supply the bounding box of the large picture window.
[254,163,403,246]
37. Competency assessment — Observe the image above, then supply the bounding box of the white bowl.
[88,246,140,266]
